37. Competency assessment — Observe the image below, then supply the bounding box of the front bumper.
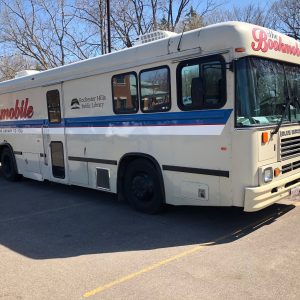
[244,172,300,212]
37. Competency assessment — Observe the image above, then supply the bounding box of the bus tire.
[1,148,19,181]
[124,158,165,214]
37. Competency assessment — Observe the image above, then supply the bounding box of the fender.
[117,152,166,203]
[0,142,14,156]
[0,142,19,174]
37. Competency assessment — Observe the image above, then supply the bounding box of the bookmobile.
[0,22,300,213]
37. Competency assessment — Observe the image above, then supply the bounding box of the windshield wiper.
[271,93,300,136]
[271,95,293,136]
[271,66,297,136]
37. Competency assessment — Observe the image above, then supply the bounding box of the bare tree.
[162,0,220,31]
[151,0,159,31]
[110,0,221,48]
[176,6,205,32]
[73,0,108,54]
[272,0,300,40]
[0,54,37,81]
[205,3,273,28]
[0,0,224,74]
[110,0,156,48]
[0,0,91,69]
[162,0,190,31]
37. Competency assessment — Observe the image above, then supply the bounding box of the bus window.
[112,72,138,114]
[46,90,61,123]
[177,56,226,110]
[140,66,171,113]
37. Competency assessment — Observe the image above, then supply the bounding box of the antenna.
[177,23,186,51]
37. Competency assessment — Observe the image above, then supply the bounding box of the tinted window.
[140,67,171,112]
[178,57,226,110]
[50,141,65,179]
[46,90,61,123]
[112,73,138,114]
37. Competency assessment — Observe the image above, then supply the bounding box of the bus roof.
[0,21,299,94]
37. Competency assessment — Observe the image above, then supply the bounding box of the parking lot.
[1,171,300,300]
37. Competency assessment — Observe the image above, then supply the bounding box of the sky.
[225,0,273,8]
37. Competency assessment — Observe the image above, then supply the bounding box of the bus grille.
[282,159,300,174]
[280,136,300,160]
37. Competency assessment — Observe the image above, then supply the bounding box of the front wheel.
[1,148,20,181]
[124,159,165,214]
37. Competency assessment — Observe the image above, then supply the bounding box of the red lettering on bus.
[251,28,300,57]
[0,98,34,121]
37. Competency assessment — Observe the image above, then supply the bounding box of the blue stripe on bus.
[0,119,45,127]
[0,109,232,128]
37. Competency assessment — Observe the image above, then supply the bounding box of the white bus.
[0,22,300,213]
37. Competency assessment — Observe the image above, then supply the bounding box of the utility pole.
[107,0,111,53]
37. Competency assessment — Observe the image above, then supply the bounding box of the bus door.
[42,84,68,183]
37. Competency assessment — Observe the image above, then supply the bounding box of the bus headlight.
[263,167,273,183]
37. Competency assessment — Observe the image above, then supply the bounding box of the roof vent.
[15,70,41,78]
[135,30,177,45]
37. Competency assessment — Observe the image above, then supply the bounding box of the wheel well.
[117,153,165,202]
[0,143,13,162]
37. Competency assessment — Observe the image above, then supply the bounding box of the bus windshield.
[236,57,300,127]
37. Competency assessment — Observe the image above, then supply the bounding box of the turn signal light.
[274,168,281,177]
[262,132,269,144]
[235,47,246,52]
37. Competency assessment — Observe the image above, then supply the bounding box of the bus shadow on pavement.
[0,173,295,260]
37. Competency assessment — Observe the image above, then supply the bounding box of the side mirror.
[191,77,204,107]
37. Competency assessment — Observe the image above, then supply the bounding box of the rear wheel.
[124,159,165,214]
[1,148,19,181]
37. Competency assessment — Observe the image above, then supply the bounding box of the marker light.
[262,132,269,144]
[274,168,281,177]
[263,167,273,183]
[235,47,246,53]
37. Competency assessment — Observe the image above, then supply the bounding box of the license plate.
[290,186,300,197]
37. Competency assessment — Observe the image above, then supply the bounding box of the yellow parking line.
[83,243,211,298]
[83,206,292,298]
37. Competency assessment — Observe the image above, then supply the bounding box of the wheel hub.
[131,173,154,202]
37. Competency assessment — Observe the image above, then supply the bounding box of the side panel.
[0,87,46,180]
[61,58,233,206]
[1,54,234,209]
[63,74,110,188]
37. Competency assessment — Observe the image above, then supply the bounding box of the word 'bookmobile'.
[0,22,300,213]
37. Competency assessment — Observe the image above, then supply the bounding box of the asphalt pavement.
[0,171,300,299]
